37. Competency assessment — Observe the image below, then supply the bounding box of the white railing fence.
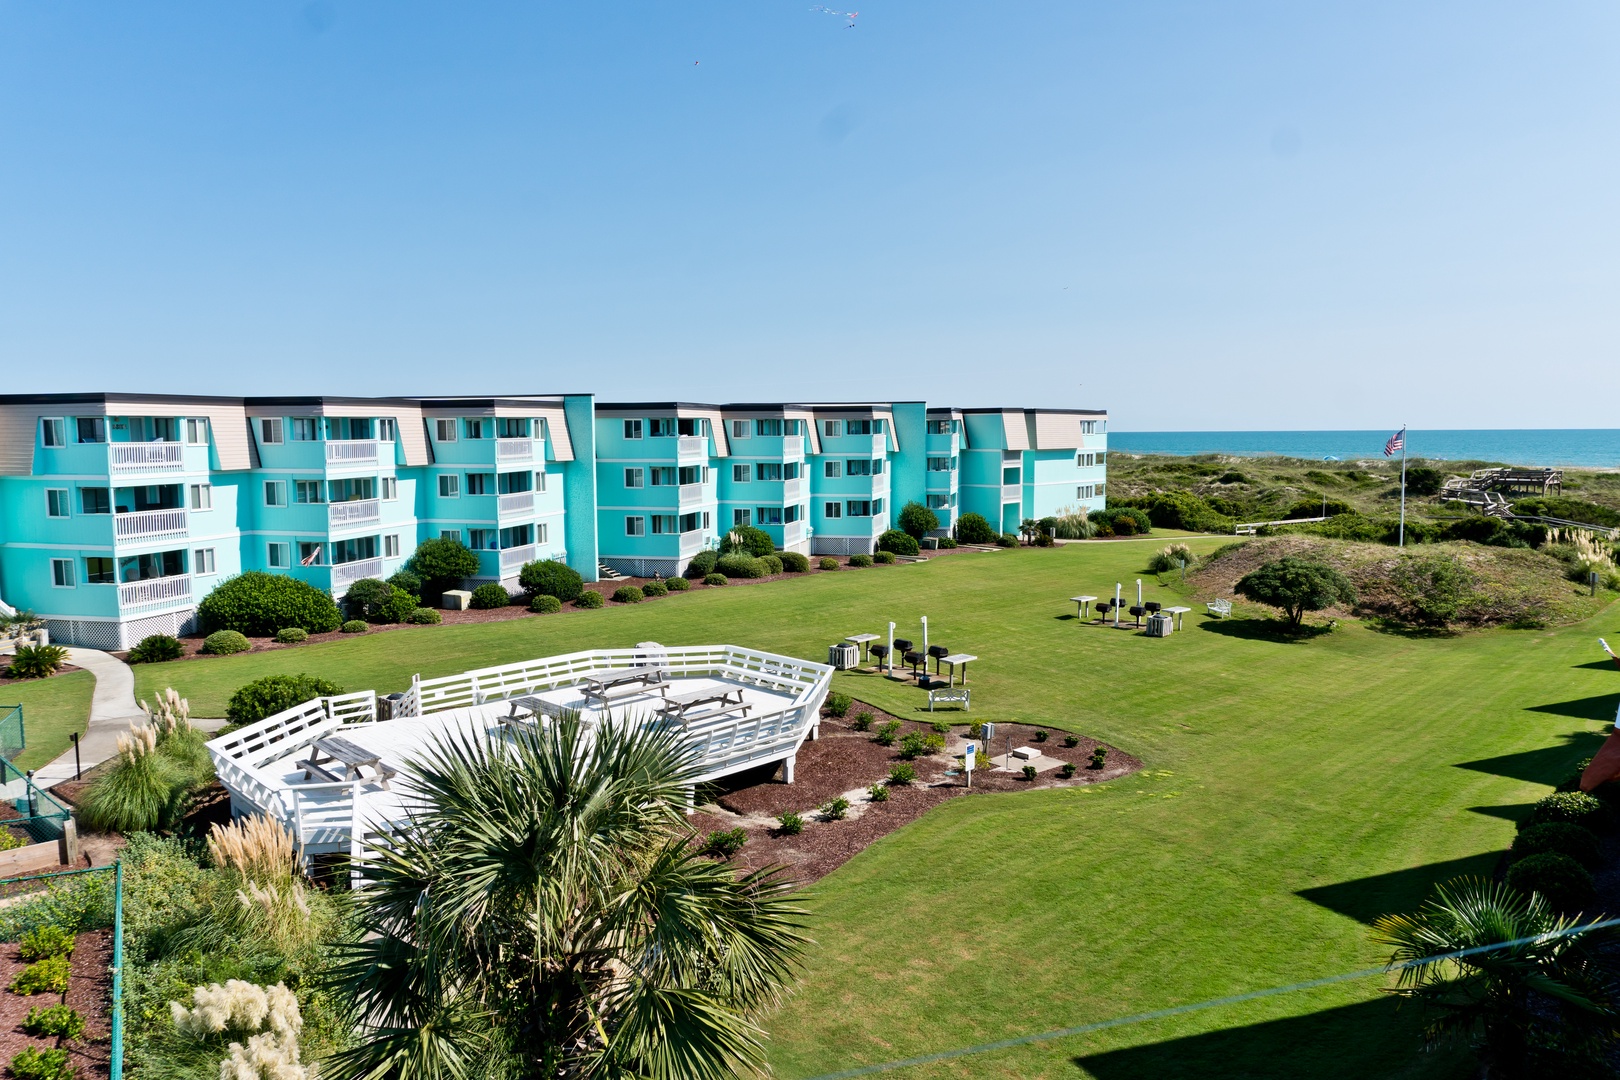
[115,508,188,541]
[332,558,384,587]
[326,440,379,463]
[498,491,535,516]
[496,437,533,461]
[109,442,184,472]
[499,544,537,572]
[119,574,193,611]
[329,499,381,526]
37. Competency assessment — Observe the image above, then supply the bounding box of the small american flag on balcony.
[300,544,323,566]
[1384,428,1406,457]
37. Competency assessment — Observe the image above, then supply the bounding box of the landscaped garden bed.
[0,921,113,1079]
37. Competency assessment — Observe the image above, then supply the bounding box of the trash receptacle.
[828,643,858,670]
[381,692,407,720]
[1146,613,1173,638]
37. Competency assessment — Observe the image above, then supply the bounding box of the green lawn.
[133,541,1617,1078]
[1,669,96,771]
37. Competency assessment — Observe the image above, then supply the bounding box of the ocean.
[1108,430,1620,469]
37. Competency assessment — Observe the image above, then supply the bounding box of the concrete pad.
[991,753,1066,773]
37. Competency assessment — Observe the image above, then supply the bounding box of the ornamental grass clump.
[170,980,312,1080]
[80,688,214,832]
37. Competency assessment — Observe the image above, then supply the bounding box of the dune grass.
[132,540,1619,1078]
[1,670,95,771]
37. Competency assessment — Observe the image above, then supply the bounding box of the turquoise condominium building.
[0,393,1105,648]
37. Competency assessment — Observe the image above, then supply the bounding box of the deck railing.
[114,508,188,542]
[496,437,533,461]
[498,491,535,517]
[108,442,184,474]
[326,440,378,464]
[119,574,192,613]
[332,558,384,587]
[329,499,380,526]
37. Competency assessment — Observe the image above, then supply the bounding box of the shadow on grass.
[1574,659,1620,671]
[1454,731,1604,785]
[1196,618,1334,643]
[1073,996,1457,1080]
[1525,695,1617,722]
[1363,620,1462,639]
[1296,852,1499,925]
[1468,804,1531,825]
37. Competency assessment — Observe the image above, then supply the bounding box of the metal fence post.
[111,859,124,1079]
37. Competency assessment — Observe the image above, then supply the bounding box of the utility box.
[1146,613,1173,638]
[828,643,858,670]
[442,589,473,611]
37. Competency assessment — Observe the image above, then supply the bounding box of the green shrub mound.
[23,1004,84,1040]
[1505,851,1596,912]
[127,634,184,664]
[1511,822,1603,871]
[937,537,958,549]
[5,645,68,680]
[703,574,727,587]
[340,619,369,634]
[778,551,810,573]
[867,783,890,802]
[1059,762,1077,778]
[1524,791,1609,833]
[1022,764,1038,781]
[225,673,344,725]
[820,796,850,821]
[574,591,604,609]
[407,537,481,598]
[888,763,916,785]
[848,554,873,568]
[995,533,1018,548]
[760,555,784,575]
[819,557,839,570]
[720,525,775,557]
[873,719,901,746]
[19,926,74,962]
[406,607,441,624]
[825,692,852,718]
[343,577,395,620]
[201,629,251,656]
[666,576,690,591]
[518,559,584,602]
[642,581,668,597]
[8,1047,73,1080]
[469,583,510,609]
[530,594,563,614]
[776,812,805,836]
[612,586,645,604]
[873,551,897,564]
[698,828,747,859]
[273,627,308,644]
[686,551,719,578]
[717,553,767,579]
[898,731,945,760]
[1235,556,1357,628]
[877,530,919,556]
[898,501,939,539]
[10,954,70,995]
[387,567,424,599]
[955,513,996,544]
[849,712,872,732]
[198,572,342,636]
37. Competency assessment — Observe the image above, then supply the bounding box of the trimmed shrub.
[1524,791,1609,833]
[23,1004,84,1040]
[819,557,840,570]
[574,591,605,609]
[967,722,984,739]
[777,812,805,836]
[1059,762,1077,779]
[760,555,784,575]
[898,501,939,539]
[848,554,873,568]
[273,627,308,644]
[343,577,395,620]
[530,594,563,614]
[198,572,342,636]
[698,828,747,859]
[1033,729,1049,743]
[470,583,510,609]
[955,512,996,544]
[820,796,850,821]
[686,550,720,578]
[406,607,441,624]
[387,568,423,599]
[18,926,74,962]
[200,630,251,656]
[778,551,810,573]
[898,731,945,759]
[127,634,183,664]
[849,711,872,732]
[1506,851,1597,912]
[8,1047,73,1080]
[1022,764,1038,781]
[666,576,690,591]
[378,586,419,623]
[826,693,852,718]
[1511,822,1603,871]
[720,525,775,557]
[642,580,668,597]
[1063,734,1080,748]
[996,533,1018,548]
[930,720,951,735]
[340,619,369,634]
[867,783,890,802]
[703,573,727,587]
[5,645,68,680]
[10,955,70,995]
[873,551,897,565]
[937,537,958,549]
[873,720,901,746]
[518,559,584,602]
[877,530,920,556]
[888,763,916,785]
[407,536,481,597]
[225,674,344,726]
[612,585,645,604]
[1088,747,1109,769]
[717,553,767,579]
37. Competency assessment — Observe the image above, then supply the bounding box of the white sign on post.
[964,743,976,771]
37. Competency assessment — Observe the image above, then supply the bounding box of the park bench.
[1206,599,1232,618]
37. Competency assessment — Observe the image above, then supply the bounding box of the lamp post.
[887,621,895,677]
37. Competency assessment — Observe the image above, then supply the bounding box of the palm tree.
[1372,877,1620,1077]
[323,713,811,1080]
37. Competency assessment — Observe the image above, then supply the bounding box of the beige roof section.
[1001,410,1030,451]
[537,406,575,462]
[247,401,431,467]
[0,399,256,474]
[1029,411,1098,450]
[0,404,54,476]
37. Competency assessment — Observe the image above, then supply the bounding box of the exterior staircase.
[597,562,627,582]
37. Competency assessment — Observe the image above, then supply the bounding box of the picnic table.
[940,652,977,687]
[500,695,568,729]
[300,736,396,788]
[845,633,881,660]
[658,688,750,726]
[1069,595,1097,620]
[580,667,669,706]
[1163,606,1193,631]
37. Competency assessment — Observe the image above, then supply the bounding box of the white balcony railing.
[784,521,805,546]
[498,491,535,517]
[496,438,534,461]
[120,574,192,612]
[782,478,803,503]
[677,435,707,459]
[1002,484,1022,503]
[328,499,381,527]
[500,544,537,572]
[326,440,378,464]
[108,442,184,474]
[677,483,707,510]
[114,508,189,543]
[332,558,384,588]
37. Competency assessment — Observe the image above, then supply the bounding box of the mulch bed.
[0,807,34,849]
[0,928,112,1079]
[687,699,1141,884]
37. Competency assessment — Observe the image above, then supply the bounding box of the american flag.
[1384,427,1406,457]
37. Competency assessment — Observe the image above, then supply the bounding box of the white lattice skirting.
[46,608,199,650]
[602,557,684,580]
[811,535,876,557]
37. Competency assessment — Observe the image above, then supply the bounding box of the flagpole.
[1398,426,1407,549]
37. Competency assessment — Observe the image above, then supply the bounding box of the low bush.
[967,722,984,739]
[407,536,482,598]
[777,812,804,836]
[574,591,605,609]
[848,554,873,568]
[820,796,850,821]
[19,926,75,962]
[1147,542,1198,574]
[717,553,767,579]
[273,627,308,644]
[897,731,945,759]
[1063,734,1080,748]
[225,674,344,726]
[1033,729,1048,743]
[873,720,901,746]
[760,555,784,575]
[819,557,840,570]
[666,576,690,591]
[898,501,940,539]
[8,1047,73,1080]
[687,551,720,578]
[1512,822,1603,871]
[867,783,890,802]
[198,571,342,636]
[340,619,369,634]
[642,581,668,597]
[996,533,1018,548]
[698,828,747,860]
[826,693,852,718]
[388,567,424,599]
[703,573,727,587]
[720,525,776,558]
[778,551,810,572]
[530,594,562,614]
[1506,851,1597,912]
[930,720,951,735]
[1022,764,1038,781]
[937,537,958,549]
[5,645,68,680]
[405,606,441,624]
[1034,533,1055,547]
[888,763,916,785]
[1088,747,1109,769]
[22,1004,84,1040]
[873,551,897,564]
[470,583,510,609]
[877,530,920,556]
[201,630,251,656]
[612,586,645,604]
[343,577,395,620]
[955,512,996,544]
[518,559,584,602]
[1524,791,1609,833]
[376,586,420,624]
[1059,762,1077,779]
[128,634,184,664]
[849,711,872,732]
[10,954,71,995]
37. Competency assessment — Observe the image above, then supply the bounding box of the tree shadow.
[1295,853,1500,926]
[1196,618,1334,643]
[1525,695,1616,722]
[1363,620,1462,639]
[1454,731,1604,786]
[1468,804,1531,825]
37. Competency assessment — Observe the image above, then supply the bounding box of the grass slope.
[1,670,95,771]
[135,542,1617,1078]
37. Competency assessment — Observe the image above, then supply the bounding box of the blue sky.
[1,2,1616,429]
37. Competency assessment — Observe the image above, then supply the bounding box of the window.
[677,417,708,437]
[873,497,884,514]
[499,524,531,548]
[193,548,216,575]
[537,523,548,544]
[783,462,800,480]
[298,542,324,566]
[469,529,497,550]
[379,417,397,442]
[464,418,491,439]
[846,459,872,476]
[784,419,803,436]
[755,462,782,481]
[823,420,842,437]
[51,558,75,587]
[928,456,953,472]
[384,534,400,557]
[1096,482,1107,497]
[872,458,884,475]
[846,500,872,517]
[258,417,284,444]
[679,511,707,533]
[263,481,287,507]
[189,483,212,510]
[623,419,643,440]
[1003,467,1021,485]
[438,475,460,498]
[1081,420,1096,435]
[678,465,704,485]
[650,418,677,437]
[1077,485,1094,499]
[928,494,951,510]
[733,463,750,483]
[381,477,398,501]
[80,487,110,514]
[41,418,65,447]
[76,417,106,443]
[733,508,752,525]
[650,514,678,534]
[755,418,783,437]
[294,481,323,504]
[731,420,751,439]
[785,504,802,523]
[440,530,460,541]
[846,419,872,436]
[496,417,529,438]
[435,418,458,442]
[291,418,319,441]
[650,467,676,486]
[927,419,950,435]
[268,543,290,568]
[465,473,491,495]
[824,460,843,478]
[535,471,547,493]
[625,468,645,489]
[186,418,208,445]
[45,489,69,518]
[85,557,115,584]
[1097,452,1107,466]
[757,506,783,525]
[625,516,646,537]
[824,501,842,518]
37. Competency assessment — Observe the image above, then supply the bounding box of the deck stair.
[597,562,627,581]
[1437,467,1563,507]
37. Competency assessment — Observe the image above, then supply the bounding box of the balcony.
[677,435,707,460]
[500,544,537,573]
[109,442,184,476]
[784,521,805,546]
[1001,484,1022,503]
[332,558,384,589]
[498,491,535,518]
[115,508,189,544]
[677,483,708,510]
[496,438,534,462]
[326,440,378,465]
[782,477,803,503]
[328,499,381,528]
[120,574,192,614]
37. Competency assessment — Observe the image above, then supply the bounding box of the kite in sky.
[810,5,859,27]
